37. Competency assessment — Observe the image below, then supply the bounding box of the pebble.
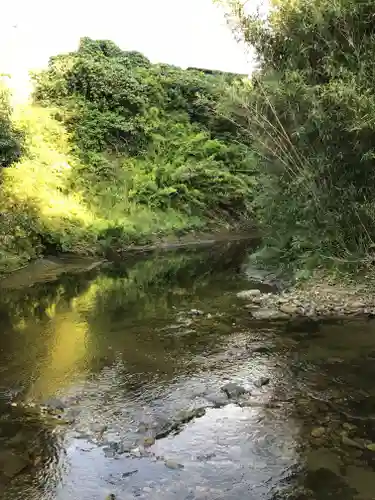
[189,309,204,316]
[143,436,155,447]
[164,459,184,470]
[130,447,142,458]
[237,289,261,299]
[279,304,299,315]
[310,427,326,438]
[350,301,365,308]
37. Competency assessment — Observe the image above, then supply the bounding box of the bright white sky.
[1,0,253,99]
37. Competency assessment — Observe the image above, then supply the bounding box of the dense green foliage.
[32,37,255,225]
[0,80,23,168]
[224,0,375,271]
[0,38,256,273]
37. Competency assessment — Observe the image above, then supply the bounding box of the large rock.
[221,383,248,399]
[205,393,229,408]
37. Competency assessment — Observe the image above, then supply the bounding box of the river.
[0,242,375,499]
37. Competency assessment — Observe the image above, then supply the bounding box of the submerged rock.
[205,393,229,408]
[249,344,273,354]
[221,383,248,399]
[103,447,116,458]
[306,448,341,476]
[251,308,289,321]
[155,407,206,439]
[341,435,364,449]
[164,459,184,470]
[122,469,138,478]
[345,465,375,499]
[0,450,31,478]
[90,423,108,435]
[117,440,134,454]
[41,397,66,412]
[253,377,270,388]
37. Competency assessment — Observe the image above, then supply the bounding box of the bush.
[224,0,375,267]
[32,38,257,224]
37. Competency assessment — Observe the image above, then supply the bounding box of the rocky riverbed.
[237,273,375,320]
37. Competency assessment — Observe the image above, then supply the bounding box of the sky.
[1,0,253,100]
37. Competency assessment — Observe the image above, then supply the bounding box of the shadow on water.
[0,241,375,498]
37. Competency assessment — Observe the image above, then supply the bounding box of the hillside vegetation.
[223,0,375,274]
[0,38,256,273]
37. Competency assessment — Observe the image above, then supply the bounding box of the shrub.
[223,0,375,267]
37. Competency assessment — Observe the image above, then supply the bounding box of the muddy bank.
[114,228,257,255]
[237,272,375,320]
[0,257,105,290]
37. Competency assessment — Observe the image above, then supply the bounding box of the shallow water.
[0,243,375,499]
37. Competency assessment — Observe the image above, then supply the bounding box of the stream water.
[0,242,375,499]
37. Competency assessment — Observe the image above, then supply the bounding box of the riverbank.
[114,227,257,254]
[0,230,255,288]
[237,269,375,321]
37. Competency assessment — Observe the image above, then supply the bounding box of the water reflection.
[0,243,375,498]
[0,243,251,398]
